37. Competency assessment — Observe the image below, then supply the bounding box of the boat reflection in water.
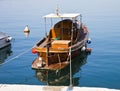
[0,44,12,64]
[34,52,89,86]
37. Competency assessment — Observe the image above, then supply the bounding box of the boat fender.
[38,57,42,61]
[86,48,92,53]
[87,38,91,44]
[6,36,12,42]
[32,48,37,54]
[81,46,86,51]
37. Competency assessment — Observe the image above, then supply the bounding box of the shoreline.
[0,84,120,91]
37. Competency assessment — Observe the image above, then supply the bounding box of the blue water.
[0,0,120,89]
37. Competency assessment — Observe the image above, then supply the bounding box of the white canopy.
[43,13,80,18]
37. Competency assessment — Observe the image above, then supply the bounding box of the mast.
[56,5,59,16]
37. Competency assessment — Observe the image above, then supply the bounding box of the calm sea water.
[0,0,120,89]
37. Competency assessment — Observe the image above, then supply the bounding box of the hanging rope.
[57,53,61,67]
[0,48,31,66]
[69,47,73,89]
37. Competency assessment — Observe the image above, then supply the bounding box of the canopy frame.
[43,13,81,18]
[43,13,82,37]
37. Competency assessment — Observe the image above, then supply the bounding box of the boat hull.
[32,44,86,70]
[32,19,90,70]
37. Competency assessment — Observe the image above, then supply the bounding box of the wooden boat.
[32,11,91,70]
[0,32,12,49]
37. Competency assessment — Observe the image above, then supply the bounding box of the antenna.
[56,5,59,16]
[80,14,82,22]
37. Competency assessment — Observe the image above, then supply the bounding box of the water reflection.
[34,52,89,86]
[24,31,30,37]
[0,44,12,64]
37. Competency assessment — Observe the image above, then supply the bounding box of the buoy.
[32,48,37,54]
[87,38,91,44]
[24,25,30,32]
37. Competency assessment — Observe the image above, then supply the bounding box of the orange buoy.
[32,48,37,54]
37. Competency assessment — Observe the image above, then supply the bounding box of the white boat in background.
[0,32,12,49]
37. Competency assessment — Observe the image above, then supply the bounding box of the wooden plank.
[35,47,69,53]
[52,40,71,44]
[52,40,71,49]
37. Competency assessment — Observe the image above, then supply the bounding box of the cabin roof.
[43,13,80,18]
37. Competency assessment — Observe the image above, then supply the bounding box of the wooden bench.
[51,40,71,49]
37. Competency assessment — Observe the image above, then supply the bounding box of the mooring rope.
[0,48,31,66]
